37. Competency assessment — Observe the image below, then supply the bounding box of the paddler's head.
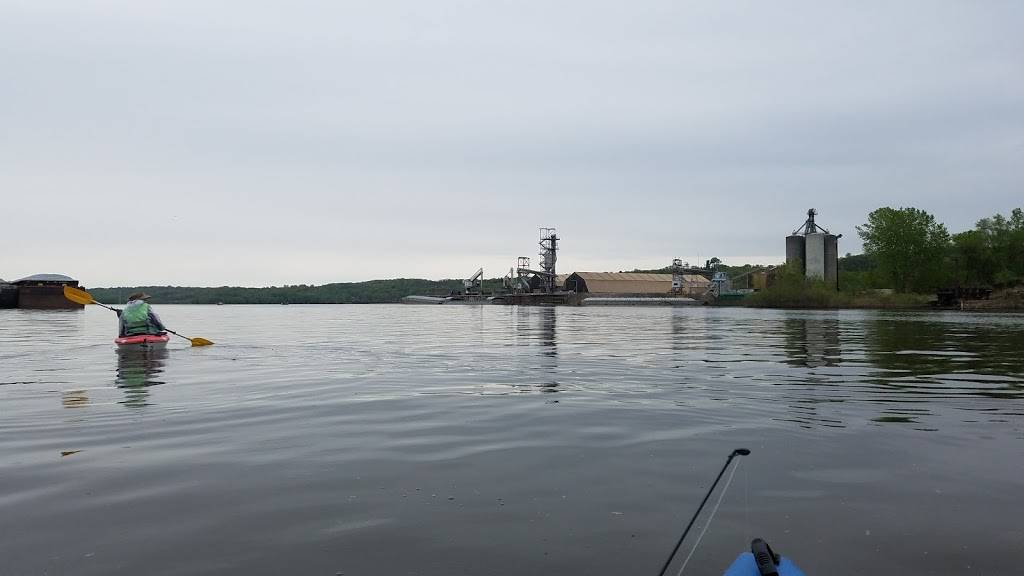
[127,292,152,302]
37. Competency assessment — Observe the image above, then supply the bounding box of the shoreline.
[42,300,1024,313]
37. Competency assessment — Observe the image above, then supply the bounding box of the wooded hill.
[89,278,507,305]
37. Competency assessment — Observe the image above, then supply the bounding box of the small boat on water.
[114,334,170,350]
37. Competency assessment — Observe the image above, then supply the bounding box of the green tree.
[953,208,1024,286]
[856,207,951,293]
[951,230,998,285]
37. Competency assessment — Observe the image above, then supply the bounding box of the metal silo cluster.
[786,209,840,289]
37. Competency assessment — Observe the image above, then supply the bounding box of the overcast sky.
[2,1,1021,287]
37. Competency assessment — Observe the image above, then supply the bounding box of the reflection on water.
[783,316,841,368]
[115,348,168,407]
[538,307,557,392]
[61,389,91,408]
[511,306,559,393]
[539,306,556,357]
[770,312,1024,430]
[865,316,1024,381]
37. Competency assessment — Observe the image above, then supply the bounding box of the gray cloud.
[2,1,1021,286]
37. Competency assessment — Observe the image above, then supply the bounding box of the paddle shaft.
[164,329,192,343]
[91,300,120,313]
[656,448,750,576]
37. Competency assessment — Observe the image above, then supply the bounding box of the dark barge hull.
[0,284,18,308]
[17,284,84,309]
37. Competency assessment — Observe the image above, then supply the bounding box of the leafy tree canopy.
[857,207,950,293]
[952,208,1024,287]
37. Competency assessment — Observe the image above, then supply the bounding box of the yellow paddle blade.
[190,337,214,347]
[63,285,96,305]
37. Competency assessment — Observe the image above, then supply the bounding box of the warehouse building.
[563,272,710,297]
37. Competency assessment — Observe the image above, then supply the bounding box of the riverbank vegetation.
[840,207,1023,292]
[745,261,932,309]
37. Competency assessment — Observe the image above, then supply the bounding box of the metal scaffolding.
[504,228,560,294]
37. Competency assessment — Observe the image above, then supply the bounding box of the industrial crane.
[463,268,483,295]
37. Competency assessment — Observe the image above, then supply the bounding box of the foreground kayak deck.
[724,552,806,575]
[114,334,170,349]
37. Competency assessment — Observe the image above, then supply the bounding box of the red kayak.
[114,334,170,349]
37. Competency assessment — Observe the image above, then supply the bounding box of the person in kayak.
[116,292,167,337]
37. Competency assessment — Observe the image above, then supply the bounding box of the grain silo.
[785,234,806,268]
[787,209,840,289]
[805,233,826,279]
[823,234,839,288]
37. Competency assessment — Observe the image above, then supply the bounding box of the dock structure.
[500,292,586,306]
[581,297,700,306]
[12,274,84,309]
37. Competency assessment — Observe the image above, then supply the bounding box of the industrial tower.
[537,228,558,293]
[506,228,560,294]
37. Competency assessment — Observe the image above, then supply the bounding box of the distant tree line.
[850,207,1024,293]
[89,278,507,305]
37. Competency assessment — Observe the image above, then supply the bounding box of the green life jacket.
[122,301,153,335]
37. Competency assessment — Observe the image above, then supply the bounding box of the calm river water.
[2,305,1023,575]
